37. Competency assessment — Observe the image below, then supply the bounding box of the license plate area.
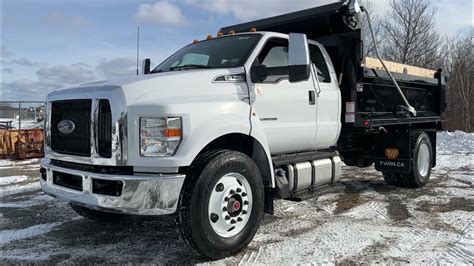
[53,171,83,191]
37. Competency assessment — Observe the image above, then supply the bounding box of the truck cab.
[40,0,444,260]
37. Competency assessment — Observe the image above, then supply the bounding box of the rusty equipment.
[0,129,44,160]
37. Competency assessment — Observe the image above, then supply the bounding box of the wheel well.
[193,133,273,188]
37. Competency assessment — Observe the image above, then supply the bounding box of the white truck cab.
[41,1,444,259]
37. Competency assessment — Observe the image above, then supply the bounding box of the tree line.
[362,0,473,132]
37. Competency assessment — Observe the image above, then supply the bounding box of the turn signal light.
[165,128,182,138]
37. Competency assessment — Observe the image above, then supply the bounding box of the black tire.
[383,133,433,188]
[400,133,433,188]
[70,204,125,222]
[176,150,264,260]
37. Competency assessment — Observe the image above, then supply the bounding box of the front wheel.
[176,150,264,260]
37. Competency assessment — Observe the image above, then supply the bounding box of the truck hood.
[48,67,247,105]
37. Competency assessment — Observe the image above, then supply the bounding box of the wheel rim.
[208,173,252,238]
[417,143,430,177]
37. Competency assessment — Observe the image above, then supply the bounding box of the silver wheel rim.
[208,173,252,238]
[417,143,430,177]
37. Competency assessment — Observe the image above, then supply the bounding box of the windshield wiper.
[169,64,211,71]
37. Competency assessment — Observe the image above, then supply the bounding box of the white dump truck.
[40,0,445,259]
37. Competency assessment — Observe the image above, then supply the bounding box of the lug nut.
[210,213,219,223]
[222,207,227,212]
[225,197,229,202]
[236,188,242,193]
[242,192,247,197]
[230,189,235,194]
[225,215,230,220]
[242,210,248,214]
[215,183,224,192]
[237,217,243,222]
[244,200,249,205]
[231,219,236,224]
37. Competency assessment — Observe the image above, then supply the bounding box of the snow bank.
[437,131,474,155]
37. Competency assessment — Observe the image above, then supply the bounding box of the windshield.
[152,34,262,73]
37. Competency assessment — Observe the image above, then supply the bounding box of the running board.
[272,150,337,166]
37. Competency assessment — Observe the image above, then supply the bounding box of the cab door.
[309,43,341,148]
[248,37,317,154]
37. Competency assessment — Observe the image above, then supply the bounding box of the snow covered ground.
[0,132,472,264]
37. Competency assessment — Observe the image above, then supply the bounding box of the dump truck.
[40,0,445,259]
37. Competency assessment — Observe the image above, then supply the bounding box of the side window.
[309,45,331,83]
[255,38,289,83]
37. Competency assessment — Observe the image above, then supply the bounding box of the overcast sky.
[1,0,472,101]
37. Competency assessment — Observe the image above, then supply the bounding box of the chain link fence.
[0,101,46,130]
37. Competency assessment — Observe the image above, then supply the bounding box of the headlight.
[140,117,182,157]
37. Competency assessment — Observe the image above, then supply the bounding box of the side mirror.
[288,33,310,83]
[250,64,268,83]
[142,58,151,75]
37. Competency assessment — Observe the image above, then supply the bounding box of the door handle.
[309,91,316,105]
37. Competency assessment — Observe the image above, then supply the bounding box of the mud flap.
[374,130,412,174]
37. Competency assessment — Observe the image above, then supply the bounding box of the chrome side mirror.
[288,33,310,83]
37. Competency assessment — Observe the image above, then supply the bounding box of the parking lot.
[0,132,472,264]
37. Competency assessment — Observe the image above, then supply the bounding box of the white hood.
[48,67,247,105]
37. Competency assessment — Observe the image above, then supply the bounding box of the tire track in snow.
[342,201,389,221]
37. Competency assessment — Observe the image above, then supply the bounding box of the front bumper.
[40,158,185,216]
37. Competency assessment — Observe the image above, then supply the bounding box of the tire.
[383,133,433,188]
[176,150,264,260]
[400,133,433,188]
[70,204,125,222]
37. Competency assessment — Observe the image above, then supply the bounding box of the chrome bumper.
[40,158,185,216]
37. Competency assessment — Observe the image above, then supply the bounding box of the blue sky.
[1,0,472,101]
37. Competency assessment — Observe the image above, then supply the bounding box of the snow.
[0,176,28,185]
[0,131,472,264]
[0,223,61,245]
[0,118,42,130]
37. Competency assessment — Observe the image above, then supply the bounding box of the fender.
[126,98,273,183]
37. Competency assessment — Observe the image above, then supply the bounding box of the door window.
[309,45,331,83]
[255,38,289,83]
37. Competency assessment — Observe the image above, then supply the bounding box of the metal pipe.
[361,6,417,117]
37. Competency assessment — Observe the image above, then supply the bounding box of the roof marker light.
[192,39,199,44]
[217,32,224,37]
[250,27,257,32]
[207,34,213,40]
[228,30,236,35]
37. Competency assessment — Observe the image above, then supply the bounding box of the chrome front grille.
[51,99,92,156]
[50,99,112,158]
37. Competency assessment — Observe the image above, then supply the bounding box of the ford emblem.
[57,120,76,135]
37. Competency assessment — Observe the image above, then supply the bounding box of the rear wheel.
[400,133,433,188]
[383,133,433,188]
[176,150,264,260]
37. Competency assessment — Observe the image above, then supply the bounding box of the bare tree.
[381,0,442,69]
[443,33,474,132]
[360,0,383,57]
